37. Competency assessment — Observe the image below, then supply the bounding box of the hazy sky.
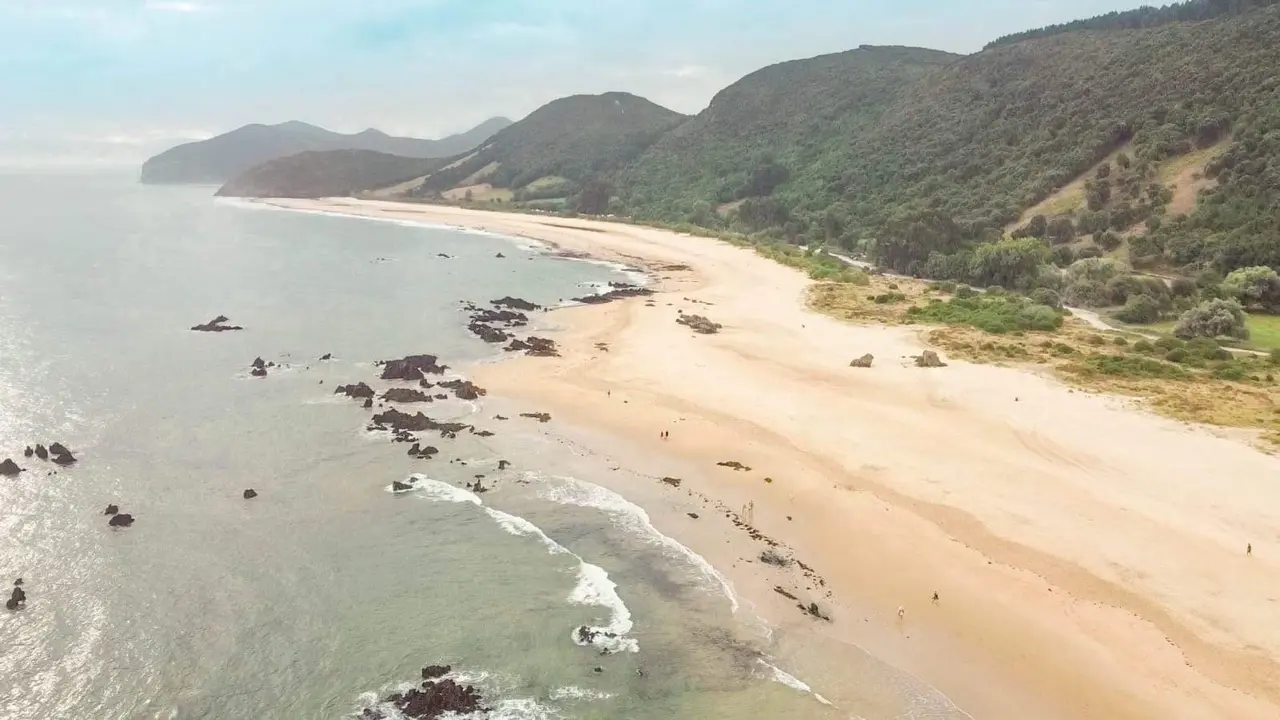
[1,0,1153,167]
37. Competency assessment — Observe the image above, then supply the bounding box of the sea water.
[0,172,880,719]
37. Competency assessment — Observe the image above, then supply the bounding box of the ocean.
[0,171,864,719]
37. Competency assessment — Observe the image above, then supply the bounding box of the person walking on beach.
[932,592,939,603]
[1247,543,1252,556]
[897,605,906,619]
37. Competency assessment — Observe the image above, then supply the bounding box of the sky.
[0,0,1155,167]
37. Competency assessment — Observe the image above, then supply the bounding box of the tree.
[1047,216,1076,244]
[871,211,966,275]
[1096,162,1112,180]
[966,237,1052,289]
[1116,152,1132,170]
[1221,265,1280,312]
[1173,298,1249,340]
[576,179,613,215]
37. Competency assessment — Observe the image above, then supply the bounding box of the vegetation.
[985,0,1279,49]
[906,294,1064,334]
[1173,298,1250,339]
[216,150,441,199]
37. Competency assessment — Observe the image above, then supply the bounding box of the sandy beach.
[263,197,1280,719]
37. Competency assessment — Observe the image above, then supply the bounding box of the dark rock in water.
[378,354,447,381]
[23,446,33,458]
[104,504,119,515]
[108,513,135,528]
[437,253,452,259]
[335,382,375,399]
[383,388,434,403]
[363,398,374,409]
[34,444,48,460]
[571,283,655,305]
[467,321,510,343]
[523,336,559,357]
[491,296,540,311]
[319,353,332,361]
[438,379,486,400]
[251,357,266,370]
[498,460,511,470]
[370,409,471,438]
[392,479,414,492]
[676,313,722,334]
[519,412,551,423]
[6,586,26,611]
[495,415,508,421]
[14,578,23,586]
[502,338,529,353]
[418,445,439,457]
[243,489,258,499]
[495,252,505,258]
[593,666,604,673]
[49,442,70,457]
[250,366,268,377]
[473,430,494,438]
[190,315,243,332]
[421,665,451,680]
[408,443,421,456]
[0,459,21,476]
[717,460,751,472]
[362,676,484,720]
[50,449,77,466]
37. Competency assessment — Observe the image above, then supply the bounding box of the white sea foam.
[549,685,614,701]
[413,477,639,653]
[536,476,739,613]
[758,660,835,707]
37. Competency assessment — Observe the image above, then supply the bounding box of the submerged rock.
[250,366,268,378]
[421,665,451,680]
[23,446,33,458]
[108,513,135,528]
[335,382,376,399]
[190,315,243,332]
[378,354,447,381]
[49,449,77,466]
[319,353,332,361]
[392,479,414,492]
[104,504,119,515]
[497,460,511,471]
[0,459,21,476]
[383,388,434,404]
[6,586,26,611]
[243,489,258,499]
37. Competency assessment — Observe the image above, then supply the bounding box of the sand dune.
[264,197,1280,719]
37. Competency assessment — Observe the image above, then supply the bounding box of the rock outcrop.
[383,388,434,403]
[6,585,25,611]
[370,409,471,438]
[335,382,376,399]
[676,313,722,334]
[504,336,559,356]
[392,479,415,492]
[438,379,486,400]
[491,296,540,312]
[190,315,243,332]
[34,444,48,460]
[571,282,654,304]
[378,354,447,381]
[360,676,484,720]
[0,459,21,476]
[915,350,947,368]
[23,446,33,458]
[104,504,119,515]
[849,354,874,368]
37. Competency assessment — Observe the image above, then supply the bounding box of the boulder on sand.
[849,354,874,368]
[108,513,135,528]
[915,350,947,368]
[243,489,258,499]
[0,459,22,477]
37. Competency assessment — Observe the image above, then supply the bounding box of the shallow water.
[0,172,860,719]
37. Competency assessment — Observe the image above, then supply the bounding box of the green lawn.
[1136,313,1280,352]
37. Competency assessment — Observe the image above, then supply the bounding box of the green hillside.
[410,92,686,203]
[216,150,441,198]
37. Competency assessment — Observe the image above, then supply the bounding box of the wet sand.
[261,197,1280,719]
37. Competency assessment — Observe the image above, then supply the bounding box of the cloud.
[663,65,710,79]
[145,1,216,12]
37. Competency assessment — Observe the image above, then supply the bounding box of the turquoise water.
[0,172,854,719]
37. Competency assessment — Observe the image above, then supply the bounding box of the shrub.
[1173,299,1249,340]
[1271,348,1280,366]
[930,280,958,293]
[905,294,1064,334]
[1114,293,1162,324]
[1113,336,1129,346]
[1105,275,1145,305]
[1170,277,1197,297]
[1067,257,1122,283]
[1185,337,1229,360]
[1133,339,1154,353]
[1085,334,1105,346]
[1213,363,1246,381]
[954,285,976,299]
[1154,336,1184,351]
[874,292,907,304]
[1081,354,1189,379]
[1064,279,1109,307]
[1029,287,1062,309]
[1165,348,1188,363]
[1221,266,1280,312]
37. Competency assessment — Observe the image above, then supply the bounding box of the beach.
[261,197,1280,719]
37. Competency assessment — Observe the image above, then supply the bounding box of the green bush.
[1154,336,1184,351]
[1029,287,1063,309]
[1270,348,1280,365]
[1113,336,1129,346]
[905,294,1064,334]
[1213,362,1246,381]
[1114,293,1163,323]
[954,285,976,299]
[1081,354,1190,379]
[1165,348,1188,363]
[1185,337,1230,360]
[1064,279,1109,307]
[1133,339,1155,353]
[874,292,907,304]
[1173,299,1249,340]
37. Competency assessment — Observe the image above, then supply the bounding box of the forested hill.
[985,0,1279,49]
[615,46,959,228]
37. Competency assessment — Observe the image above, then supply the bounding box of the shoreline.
[258,197,1280,719]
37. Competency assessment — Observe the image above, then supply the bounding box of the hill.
[616,45,959,227]
[215,150,442,198]
[139,118,511,185]
[408,92,687,207]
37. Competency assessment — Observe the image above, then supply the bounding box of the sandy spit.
[261,197,1280,720]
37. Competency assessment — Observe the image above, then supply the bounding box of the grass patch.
[1133,312,1280,352]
